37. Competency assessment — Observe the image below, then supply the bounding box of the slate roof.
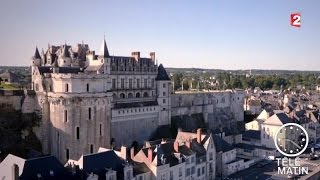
[242,130,261,140]
[100,39,110,57]
[264,112,292,125]
[32,47,41,59]
[141,142,182,167]
[235,143,275,151]
[114,100,158,109]
[20,156,73,180]
[37,67,82,74]
[212,135,234,153]
[60,44,71,58]
[155,64,170,81]
[82,150,126,179]
[132,162,149,176]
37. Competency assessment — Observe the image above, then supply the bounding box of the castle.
[31,39,171,162]
[30,38,244,163]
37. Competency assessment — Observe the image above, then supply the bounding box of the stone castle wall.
[171,90,244,130]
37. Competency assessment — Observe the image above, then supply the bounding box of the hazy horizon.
[0,0,319,70]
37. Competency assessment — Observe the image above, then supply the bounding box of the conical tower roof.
[100,38,110,58]
[32,47,41,59]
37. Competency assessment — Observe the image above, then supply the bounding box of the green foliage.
[0,83,17,90]
[0,105,42,160]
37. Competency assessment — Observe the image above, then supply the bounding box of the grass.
[0,83,17,90]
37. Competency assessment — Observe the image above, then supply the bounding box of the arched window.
[136,92,141,98]
[120,93,126,98]
[143,92,149,97]
[128,93,133,98]
[113,93,117,99]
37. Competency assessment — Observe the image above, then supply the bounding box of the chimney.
[12,164,19,180]
[132,51,140,61]
[130,147,135,160]
[121,146,127,160]
[186,140,191,149]
[150,52,155,61]
[174,141,179,152]
[197,128,201,144]
[148,148,153,163]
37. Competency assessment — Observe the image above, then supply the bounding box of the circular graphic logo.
[274,123,309,157]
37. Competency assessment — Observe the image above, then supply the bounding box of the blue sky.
[0,0,319,70]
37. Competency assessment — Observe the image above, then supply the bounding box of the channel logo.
[290,12,301,28]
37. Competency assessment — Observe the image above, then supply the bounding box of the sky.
[0,0,319,70]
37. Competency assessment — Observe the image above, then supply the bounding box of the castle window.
[163,83,166,88]
[64,110,68,122]
[137,79,140,88]
[66,148,69,160]
[143,92,149,97]
[144,79,147,88]
[163,99,166,104]
[121,78,125,89]
[76,127,80,140]
[112,79,116,89]
[136,92,140,98]
[90,144,94,154]
[100,124,102,136]
[86,84,89,92]
[129,79,133,89]
[88,108,92,120]
[65,83,69,92]
[163,92,166,96]
[120,93,125,98]
[151,79,155,88]
[57,132,60,143]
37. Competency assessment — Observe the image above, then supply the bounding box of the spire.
[33,47,41,59]
[100,37,110,58]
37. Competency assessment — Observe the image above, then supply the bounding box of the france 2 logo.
[290,13,301,28]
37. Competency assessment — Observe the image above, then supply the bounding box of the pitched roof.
[82,150,126,178]
[37,67,82,74]
[155,64,170,81]
[60,44,70,58]
[20,156,70,180]
[141,142,181,167]
[263,112,292,125]
[242,130,261,140]
[113,100,158,109]
[212,135,234,153]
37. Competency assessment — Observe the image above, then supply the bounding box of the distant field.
[0,83,17,90]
